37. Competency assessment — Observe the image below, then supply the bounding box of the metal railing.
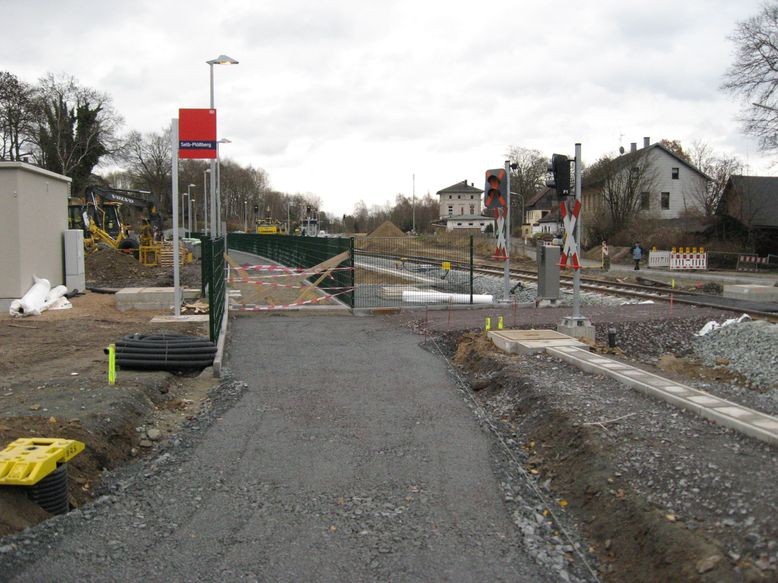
[200,235,226,342]
[228,234,355,307]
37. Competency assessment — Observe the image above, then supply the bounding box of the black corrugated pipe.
[106,333,217,372]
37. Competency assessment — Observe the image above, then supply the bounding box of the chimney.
[643,136,650,148]
[471,182,474,187]
[630,142,637,153]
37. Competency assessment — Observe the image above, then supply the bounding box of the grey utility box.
[64,229,86,293]
[537,244,560,300]
[0,162,71,308]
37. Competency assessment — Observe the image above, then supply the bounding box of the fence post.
[349,236,355,308]
[469,234,474,305]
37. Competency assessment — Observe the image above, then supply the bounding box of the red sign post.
[178,108,217,159]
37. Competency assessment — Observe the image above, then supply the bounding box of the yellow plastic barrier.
[0,438,85,486]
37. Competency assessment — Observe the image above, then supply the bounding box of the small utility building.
[0,162,70,307]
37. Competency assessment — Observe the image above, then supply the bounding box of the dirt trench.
[448,332,764,583]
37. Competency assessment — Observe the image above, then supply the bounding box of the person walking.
[631,242,643,270]
[602,240,610,271]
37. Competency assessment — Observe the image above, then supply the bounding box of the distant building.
[581,137,711,244]
[522,187,559,237]
[718,175,778,254]
[436,180,494,233]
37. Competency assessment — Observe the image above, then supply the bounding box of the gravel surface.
[693,320,778,391]
[1,316,560,582]
[437,331,778,581]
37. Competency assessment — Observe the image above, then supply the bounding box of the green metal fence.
[352,234,474,308]
[228,234,355,307]
[200,235,226,342]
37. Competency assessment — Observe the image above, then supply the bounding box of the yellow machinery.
[68,186,164,264]
[256,216,285,235]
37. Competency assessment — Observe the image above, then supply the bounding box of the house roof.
[724,175,778,228]
[583,142,712,188]
[437,180,483,195]
[525,187,555,209]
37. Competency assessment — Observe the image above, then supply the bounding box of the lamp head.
[207,54,239,65]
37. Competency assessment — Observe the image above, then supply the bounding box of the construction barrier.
[670,252,707,270]
[648,251,671,268]
[737,254,769,272]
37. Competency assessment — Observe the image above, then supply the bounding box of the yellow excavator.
[68,186,163,255]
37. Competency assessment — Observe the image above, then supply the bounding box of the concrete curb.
[212,292,230,378]
[547,346,778,446]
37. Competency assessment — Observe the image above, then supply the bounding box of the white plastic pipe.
[402,291,493,304]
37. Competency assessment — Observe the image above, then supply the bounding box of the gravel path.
[1,316,556,582]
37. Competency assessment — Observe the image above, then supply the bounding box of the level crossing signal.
[484,169,507,209]
[546,154,571,198]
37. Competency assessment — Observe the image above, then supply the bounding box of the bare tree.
[505,146,547,230]
[32,73,123,195]
[687,141,742,216]
[121,126,172,210]
[722,2,778,153]
[0,71,36,161]
[585,149,659,236]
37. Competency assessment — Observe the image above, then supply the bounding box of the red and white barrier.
[670,252,707,270]
[648,251,671,268]
[737,255,769,272]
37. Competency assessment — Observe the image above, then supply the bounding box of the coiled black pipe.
[107,332,216,372]
[29,464,69,515]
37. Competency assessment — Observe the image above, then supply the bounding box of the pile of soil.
[366,221,405,238]
[85,248,201,289]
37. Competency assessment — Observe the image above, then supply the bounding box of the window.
[671,167,679,180]
[630,167,639,183]
[469,205,475,214]
[457,195,461,199]
[468,222,474,226]
[640,192,650,210]
[661,192,670,210]
[457,222,462,226]
[470,195,474,200]
[447,205,453,216]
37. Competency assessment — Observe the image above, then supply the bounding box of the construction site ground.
[1,245,776,581]
[0,249,213,537]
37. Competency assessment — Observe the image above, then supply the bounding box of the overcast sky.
[3,0,770,216]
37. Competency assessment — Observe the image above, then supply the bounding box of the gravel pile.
[694,320,778,390]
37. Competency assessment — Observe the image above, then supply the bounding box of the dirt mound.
[85,248,201,288]
[367,221,405,238]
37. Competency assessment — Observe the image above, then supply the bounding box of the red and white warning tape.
[240,264,354,274]
[227,279,352,290]
[231,288,354,311]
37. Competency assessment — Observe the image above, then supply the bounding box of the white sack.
[14,276,51,317]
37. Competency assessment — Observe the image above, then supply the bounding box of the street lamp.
[244,199,248,232]
[216,138,232,236]
[203,168,211,235]
[207,54,239,237]
[184,184,195,237]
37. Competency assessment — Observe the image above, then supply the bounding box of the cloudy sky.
[3,0,770,216]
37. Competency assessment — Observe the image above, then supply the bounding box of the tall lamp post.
[202,168,210,234]
[216,137,232,236]
[207,54,239,238]
[244,199,248,232]
[184,183,195,237]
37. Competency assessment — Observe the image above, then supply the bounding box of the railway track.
[355,250,778,322]
[470,264,778,321]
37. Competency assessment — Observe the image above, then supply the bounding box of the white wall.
[642,148,707,218]
[438,192,481,218]
[0,163,70,299]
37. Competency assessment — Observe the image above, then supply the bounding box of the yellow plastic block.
[0,438,85,486]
